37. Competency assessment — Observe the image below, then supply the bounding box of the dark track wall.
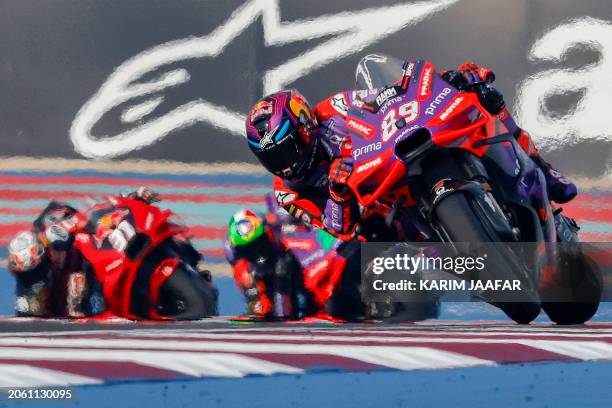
[0,0,610,177]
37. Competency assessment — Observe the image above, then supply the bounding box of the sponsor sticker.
[283,239,315,251]
[403,61,415,77]
[438,95,464,121]
[352,99,365,108]
[375,87,398,107]
[425,87,452,115]
[432,178,454,205]
[353,141,382,160]
[249,100,273,122]
[331,93,349,115]
[346,117,376,138]
[418,63,433,100]
[356,157,383,173]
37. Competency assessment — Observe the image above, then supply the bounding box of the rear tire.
[434,191,541,324]
[541,246,602,325]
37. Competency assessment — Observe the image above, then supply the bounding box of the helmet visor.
[255,130,309,179]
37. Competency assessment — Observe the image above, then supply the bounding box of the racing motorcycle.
[34,196,218,320]
[265,195,438,322]
[347,54,601,324]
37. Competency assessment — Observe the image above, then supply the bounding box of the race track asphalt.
[0,318,612,408]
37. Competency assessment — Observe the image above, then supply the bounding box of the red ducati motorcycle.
[70,196,218,320]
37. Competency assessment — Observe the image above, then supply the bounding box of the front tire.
[158,263,219,319]
[433,190,541,324]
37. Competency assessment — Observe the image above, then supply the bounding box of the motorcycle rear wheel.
[541,245,602,325]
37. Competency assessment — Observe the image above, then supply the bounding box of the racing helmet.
[246,90,318,180]
[8,230,46,274]
[228,209,276,265]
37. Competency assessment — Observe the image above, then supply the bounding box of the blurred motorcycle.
[8,194,218,320]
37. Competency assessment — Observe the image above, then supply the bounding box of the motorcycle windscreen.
[355,54,404,90]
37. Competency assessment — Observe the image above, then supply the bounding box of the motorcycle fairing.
[345,59,555,239]
[74,197,187,318]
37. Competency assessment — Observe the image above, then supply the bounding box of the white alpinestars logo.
[275,191,296,205]
[259,130,275,149]
[70,0,458,159]
[331,94,349,115]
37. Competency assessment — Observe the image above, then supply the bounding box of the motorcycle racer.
[7,188,217,320]
[225,200,365,321]
[8,201,102,317]
[224,208,315,320]
[245,61,577,238]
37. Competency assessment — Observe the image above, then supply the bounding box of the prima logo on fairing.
[69,0,459,159]
[353,141,382,160]
[379,97,402,114]
[302,249,326,266]
[425,87,451,115]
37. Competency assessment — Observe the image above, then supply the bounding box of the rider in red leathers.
[224,200,364,321]
[7,188,217,320]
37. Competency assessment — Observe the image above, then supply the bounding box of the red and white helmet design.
[8,231,45,273]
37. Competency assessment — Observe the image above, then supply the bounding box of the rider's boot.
[516,129,577,203]
[273,292,293,320]
[531,155,577,204]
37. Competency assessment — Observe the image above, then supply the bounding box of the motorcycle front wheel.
[433,190,542,324]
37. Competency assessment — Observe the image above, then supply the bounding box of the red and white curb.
[1,322,612,387]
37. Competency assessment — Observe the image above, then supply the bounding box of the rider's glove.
[457,62,495,85]
[323,157,358,236]
[475,82,505,115]
[125,187,160,204]
[323,199,358,238]
[328,157,353,202]
[441,62,494,90]
[442,62,504,115]
[233,259,273,318]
